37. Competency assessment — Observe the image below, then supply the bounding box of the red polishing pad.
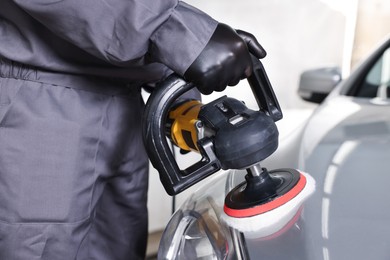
[224,171,307,218]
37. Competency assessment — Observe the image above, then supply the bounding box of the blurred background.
[146,0,390,257]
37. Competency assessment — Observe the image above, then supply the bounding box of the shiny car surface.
[158,36,390,259]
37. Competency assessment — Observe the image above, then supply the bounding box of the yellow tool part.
[169,100,202,152]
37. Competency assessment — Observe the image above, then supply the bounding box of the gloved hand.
[184,23,266,95]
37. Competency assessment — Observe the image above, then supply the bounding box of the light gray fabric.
[0,0,218,83]
[0,59,149,259]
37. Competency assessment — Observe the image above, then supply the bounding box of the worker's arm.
[13,0,265,95]
[12,0,217,75]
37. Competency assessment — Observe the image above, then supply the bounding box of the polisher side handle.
[142,74,222,196]
[248,56,283,122]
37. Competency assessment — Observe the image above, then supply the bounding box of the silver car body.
[158,36,390,259]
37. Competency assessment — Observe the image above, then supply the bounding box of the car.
[157,35,390,260]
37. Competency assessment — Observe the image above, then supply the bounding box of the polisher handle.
[248,56,283,121]
[142,75,222,195]
[142,57,282,195]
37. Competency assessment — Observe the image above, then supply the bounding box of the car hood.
[243,95,390,259]
[293,96,390,260]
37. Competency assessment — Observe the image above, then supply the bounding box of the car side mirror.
[298,67,341,104]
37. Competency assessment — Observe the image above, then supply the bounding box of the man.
[0,0,265,259]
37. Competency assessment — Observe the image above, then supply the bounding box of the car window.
[355,47,390,98]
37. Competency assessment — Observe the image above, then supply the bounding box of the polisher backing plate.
[224,169,306,218]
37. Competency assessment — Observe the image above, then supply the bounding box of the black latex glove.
[184,23,266,95]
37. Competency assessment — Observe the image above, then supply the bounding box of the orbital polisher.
[142,57,315,233]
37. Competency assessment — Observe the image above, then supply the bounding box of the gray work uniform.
[0,0,217,259]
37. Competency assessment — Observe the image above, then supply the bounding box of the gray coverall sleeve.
[12,0,218,75]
